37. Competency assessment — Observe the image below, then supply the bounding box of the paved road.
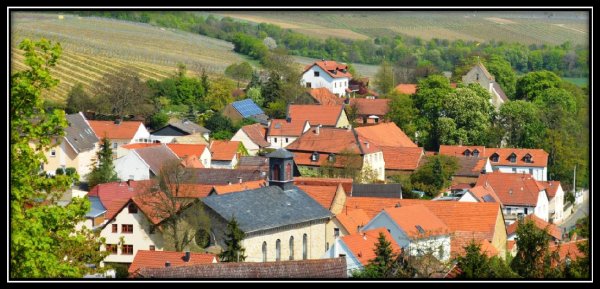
[559,189,589,232]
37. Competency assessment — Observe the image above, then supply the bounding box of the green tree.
[87,138,119,188]
[10,38,108,278]
[148,111,169,130]
[204,76,236,111]
[369,232,398,276]
[375,60,395,94]
[410,155,459,198]
[498,100,545,148]
[246,86,264,107]
[93,68,155,119]
[219,217,246,262]
[456,240,491,278]
[515,70,561,101]
[224,62,253,88]
[440,86,494,145]
[485,55,517,98]
[412,75,453,150]
[65,83,93,114]
[386,91,417,141]
[511,218,561,278]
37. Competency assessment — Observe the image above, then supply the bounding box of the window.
[303,234,308,260]
[464,149,471,157]
[512,168,517,173]
[326,242,329,252]
[122,224,133,233]
[490,153,499,162]
[262,241,267,262]
[128,203,137,214]
[113,142,118,149]
[122,245,133,255]
[272,164,280,181]
[274,138,278,143]
[328,154,335,162]
[311,152,319,162]
[289,236,294,260]
[149,245,155,251]
[506,207,511,214]
[524,208,528,214]
[473,149,480,157]
[306,82,312,88]
[106,244,117,254]
[523,154,532,163]
[50,150,56,157]
[529,168,534,175]
[509,153,517,163]
[314,71,320,77]
[334,228,340,238]
[286,163,292,181]
[285,138,289,143]
[112,224,118,233]
[476,73,480,81]
[276,239,281,261]
[374,118,379,124]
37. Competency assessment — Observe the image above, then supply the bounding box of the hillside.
[215,11,588,45]
[11,12,251,103]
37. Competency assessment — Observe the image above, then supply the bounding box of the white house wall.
[493,166,547,181]
[114,152,150,181]
[534,190,549,222]
[231,130,260,156]
[458,191,479,202]
[322,238,361,277]
[200,147,212,168]
[301,66,350,96]
[150,135,176,144]
[363,151,385,181]
[549,185,564,223]
[267,136,298,149]
[131,124,151,143]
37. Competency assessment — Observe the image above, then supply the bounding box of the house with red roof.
[266,119,311,149]
[298,183,348,248]
[301,60,352,97]
[128,250,217,277]
[506,214,563,244]
[348,98,391,125]
[231,123,270,156]
[150,119,210,144]
[88,119,150,151]
[307,88,345,106]
[209,140,245,169]
[395,84,418,95]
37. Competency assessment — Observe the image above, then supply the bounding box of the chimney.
[165,261,171,267]
[315,125,321,135]
[238,177,243,184]
[184,251,191,262]
[286,116,291,123]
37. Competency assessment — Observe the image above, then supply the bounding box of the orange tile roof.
[288,105,345,127]
[121,143,160,150]
[297,185,338,210]
[549,240,587,263]
[89,180,155,221]
[287,127,379,155]
[308,88,344,105]
[479,239,499,257]
[383,205,449,238]
[128,250,217,275]
[487,148,548,168]
[180,155,204,168]
[450,231,496,258]
[380,146,423,171]
[395,84,417,95]
[89,120,143,140]
[240,123,270,147]
[341,228,401,266]
[439,145,487,157]
[209,140,240,161]
[507,240,516,251]
[348,98,391,116]
[268,119,309,137]
[539,181,562,199]
[212,180,267,195]
[355,122,417,148]
[467,185,500,203]
[476,172,545,206]
[294,177,353,195]
[304,60,352,79]
[166,144,208,158]
[335,209,371,234]
[506,214,562,240]
[132,192,187,225]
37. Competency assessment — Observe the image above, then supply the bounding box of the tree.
[456,240,491,278]
[137,160,210,252]
[224,62,253,88]
[374,60,395,94]
[511,218,561,278]
[219,217,246,262]
[515,70,561,101]
[485,55,517,98]
[93,68,155,118]
[10,38,108,278]
[87,137,119,188]
[148,111,169,130]
[498,100,545,149]
[246,86,264,107]
[410,155,459,198]
[440,86,494,145]
[205,76,236,111]
[65,83,93,114]
[369,232,398,276]
[386,92,418,141]
[204,113,235,135]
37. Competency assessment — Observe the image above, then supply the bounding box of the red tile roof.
[212,180,267,195]
[549,240,587,263]
[240,123,270,147]
[89,180,155,221]
[209,140,240,161]
[439,145,487,157]
[450,183,472,190]
[507,240,516,251]
[287,127,380,155]
[121,143,160,150]
[355,122,417,148]
[180,155,204,168]
[539,181,562,199]
[308,88,344,105]
[506,214,562,240]
[297,185,338,210]
[348,98,391,116]
[335,209,371,234]
[89,120,143,140]
[395,84,417,95]
[129,250,217,275]
[380,146,424,171]
[450,231,496,258]
[304,60,352,79]
[466,185,500,203]
[439,146,549,168]
[475,172,545,207]
[292,152,357,168]
[341,228,401,266]
[166,144,208,158]
[268,119,309,137]
[383,205,449,238]
[288,105,345,127]
[294,177,353,195]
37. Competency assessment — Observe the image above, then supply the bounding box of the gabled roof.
[487,148,548,168]
[348,98,391,116]
[439,145,487,157]
[211,180,267,195]
[297,185,339,210]
[341,228,401,266]
[237,156,269,173]
[453,156,488,177]
[395,84,417,95]
[184,168,264,185]
[474,63,494,81]
[231,99,265,118]
[288,104,345,127]
[492,82,509,102]
[539,181,562,199]
[549,240,587,264]
[506,214,562,240]
[355,122,417,148]
[304,60,352,79]
[89,180,155,222]
[88,120,143,140]
[466,185,500,203]
[268,119,309,137]
[335,209,371,234]
[134,145,180,175]
[64,112,99,153]
[383,205,449,238]
[286,127,379,155]
[209,140,240,161]
[203,186,331,234]
[308,88,344,105]
[451,231,498,258]
[121,143,160,150]
[166,144,208,158]
[380,146,424,171]
[475,172,546,207]
[129,250,216,275]
[135,257,348,278]
[352,184,402,199]
[240,123,270,147]
[168,119,210,135]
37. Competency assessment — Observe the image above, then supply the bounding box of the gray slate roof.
[135,145,180,175]
[351,184,402,199]
[492,82,509,102]
[86,196,107,218]
[203,185,332,233]
[135,257,347,279]
[238,156,269,173]
[184,168,264,185]
[169,119,210,134]
[64,112,99,153]
[267,148,295,159]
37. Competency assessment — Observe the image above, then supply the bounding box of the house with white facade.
[150,119,210,144]
[267,119,311,149]
[209,140,244,169]
[115,145,180,181]
[362,204,451,262]
[462,62,509,109]
[506,214,563,243]
[301,60,352,97]
[42,112,99,180]
[231,123,270,156]
[88,120,150,153]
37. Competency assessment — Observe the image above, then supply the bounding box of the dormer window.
[328,153,336,163]
[311,152,319,162]
[464,149,471,157]
[508,153,517,163]
[476,73,480,81]
[523,153,532,163]
[490,153,499,162]
[473,149,480,157]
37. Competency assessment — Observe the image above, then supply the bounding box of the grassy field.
[11,12,251,103]
[563,77,589,88]
[215,11,589,45]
